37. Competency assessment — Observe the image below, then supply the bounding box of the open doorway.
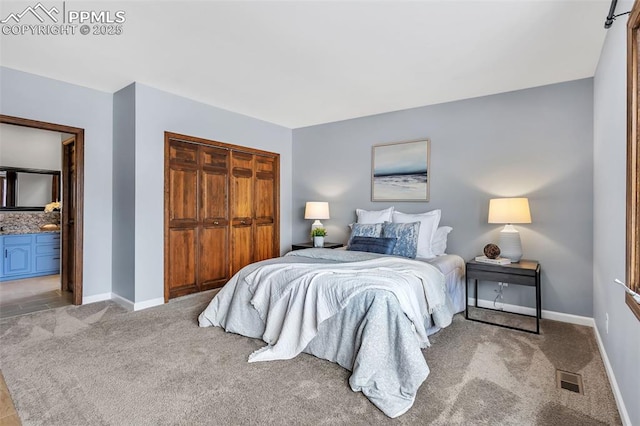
[0,115,84,308]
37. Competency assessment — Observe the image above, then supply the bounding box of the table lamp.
[304,201,330,236]
[488,197,531,263]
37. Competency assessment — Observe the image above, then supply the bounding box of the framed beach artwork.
[371,139,430,202]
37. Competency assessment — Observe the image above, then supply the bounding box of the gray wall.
[293,79,594,317]
[593,3,640,424]
[0,67,114,299]
[0,124,62,169]
[131,83,293,303]
[112,84,136,302]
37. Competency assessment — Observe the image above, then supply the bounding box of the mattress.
[422,254,466,315]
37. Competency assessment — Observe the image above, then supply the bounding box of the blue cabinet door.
[0,233,60,280]
[4,244,32,276]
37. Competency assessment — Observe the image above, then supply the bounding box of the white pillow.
[432,226,452,256]
[356,207,394,224]
[392,209,441,258]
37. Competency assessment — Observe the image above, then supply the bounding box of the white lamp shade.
[304,202,330,220]
[488,198,531,224]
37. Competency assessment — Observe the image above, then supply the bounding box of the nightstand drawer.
[466,259,539,276]
[467,269,536,286]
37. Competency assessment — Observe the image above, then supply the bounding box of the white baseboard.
[467,297,594,327]
[81,292,112,305]
[110,293,134,310]
[592,324,632,426]
[84,292,164,312]
[540,310,595,327]
[133,297,164,311]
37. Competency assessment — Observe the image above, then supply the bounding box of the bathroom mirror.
[0,167,61,211]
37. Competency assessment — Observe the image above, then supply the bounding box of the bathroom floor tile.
[0,275,72,320]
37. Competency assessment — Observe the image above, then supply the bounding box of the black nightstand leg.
[465,274,469,320]
[474,278,478,310]
[536,270,541,334]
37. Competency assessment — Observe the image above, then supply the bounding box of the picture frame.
[371,139,430,202]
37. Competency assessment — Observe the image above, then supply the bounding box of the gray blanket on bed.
[198,249,455,418]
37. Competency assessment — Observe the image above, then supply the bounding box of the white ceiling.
[0,1,610,128]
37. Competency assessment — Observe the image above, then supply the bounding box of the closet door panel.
[231,152,254,273]
[200,170,227,222]
[230,152,253,220]
[168,140,198,226]
[200,146,229,224]
[168,168,198,225]
[169,140,198,166]
[199,145,230,287]
[254,155,278,261]
[167,139,199,299]
[255,156,276,222]
[199,225,228,289]
[231,225,252,275]
[254,224,274,262]
[167,228,197,296]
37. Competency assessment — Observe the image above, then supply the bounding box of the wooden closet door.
[199,146,230,290]
[166,140,199,298]
[165,132,280,302]
[230,152,254,275]
[253,155,278,262]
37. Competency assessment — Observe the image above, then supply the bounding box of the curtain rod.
[605,0,630,29]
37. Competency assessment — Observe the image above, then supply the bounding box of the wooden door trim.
[0,114,84,305]
[627,0,640,320]
[165,131,279,157]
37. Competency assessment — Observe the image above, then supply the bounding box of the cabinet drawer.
[35,244,60,255]
[3,235,32,245]
[35,255,60,273]
[36,233,60,244]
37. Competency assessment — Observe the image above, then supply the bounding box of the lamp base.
[310,220,323,241]
[498,224,523,263]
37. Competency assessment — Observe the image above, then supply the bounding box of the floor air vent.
[556,369,584,394]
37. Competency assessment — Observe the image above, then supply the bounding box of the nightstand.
[465,259,541,334]
[291,242,344,251]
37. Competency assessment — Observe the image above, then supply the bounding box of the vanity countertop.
[0,229,60,236]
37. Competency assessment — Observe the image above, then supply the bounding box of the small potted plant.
[311,227,327,248]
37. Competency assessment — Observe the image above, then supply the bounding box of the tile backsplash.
[0,212,61,232]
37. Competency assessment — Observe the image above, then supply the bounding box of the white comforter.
[199,249,454,418]
[246,255,448,362]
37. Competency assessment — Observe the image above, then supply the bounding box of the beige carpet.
[0,291,621,425]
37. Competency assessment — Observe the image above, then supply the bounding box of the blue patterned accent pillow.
[347,223,383,248]
[347,236,397,255]
[381,221,421,258]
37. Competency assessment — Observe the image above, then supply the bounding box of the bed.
[198,247,465,418]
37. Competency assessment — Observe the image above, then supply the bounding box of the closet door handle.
[213,221,219,225]
[241,220,246,225]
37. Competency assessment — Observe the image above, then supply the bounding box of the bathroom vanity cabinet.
[0,232,60,281]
